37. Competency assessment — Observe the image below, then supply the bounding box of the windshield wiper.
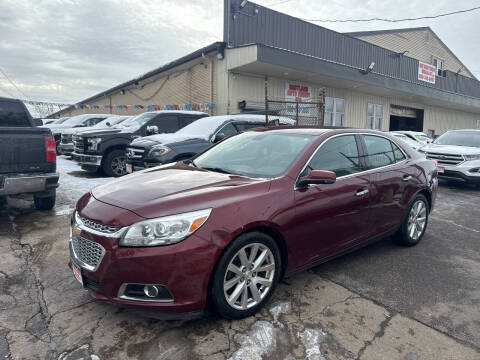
[200,166,232,174]
[183,159,197,167]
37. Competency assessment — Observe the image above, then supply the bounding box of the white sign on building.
[418,61,436,84]
[284,82,312,116]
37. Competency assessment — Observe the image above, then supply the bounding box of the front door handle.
[356,189,369,196]
[402,175,412,181]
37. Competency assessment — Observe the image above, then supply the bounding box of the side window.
[391,141,406,162]
[84,117,105,127]
[363,135,396,169]
[234,122,263,131]
[216,123,237,138]
[308,135,362,177]
[179,116,197,128]
[148,116,179,133]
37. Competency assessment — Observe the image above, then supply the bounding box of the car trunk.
[0,127,54,174]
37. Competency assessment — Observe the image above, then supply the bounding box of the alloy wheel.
[111,156,126,176]
[407,200,427,240]
[223,243,275,310]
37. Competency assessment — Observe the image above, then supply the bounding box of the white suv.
[419,129,480,185]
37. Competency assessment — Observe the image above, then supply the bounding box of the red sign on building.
[418,61,436,84]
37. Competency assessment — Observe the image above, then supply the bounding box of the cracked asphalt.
[1,164,480,359]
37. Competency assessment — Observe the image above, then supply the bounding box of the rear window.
[0,100,30,127]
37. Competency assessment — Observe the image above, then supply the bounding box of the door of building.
[388,105,424,132]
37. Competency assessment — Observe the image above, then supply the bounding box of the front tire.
[102,149,127,177]
[395,194,429,246]
[211,232,281,319]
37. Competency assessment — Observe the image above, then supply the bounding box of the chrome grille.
[425,152,464,165]
[126,147,145,160]
[61,134,72,144]
[71,236,105,271]
[78,214,122,234]
[73,136,85,154]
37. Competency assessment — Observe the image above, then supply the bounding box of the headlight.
[148,144,171,158]
[87,137,102,150]
[119,208,212,247]
[463,154,480,161]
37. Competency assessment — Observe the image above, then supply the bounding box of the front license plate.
[437,166,445,173]
[72,263,83,286]
[126,163,133,173]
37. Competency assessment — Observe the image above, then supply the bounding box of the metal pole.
[265,76,268,125]
[296,102,299,126]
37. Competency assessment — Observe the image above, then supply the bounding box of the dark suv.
[72,110,207,177]
[126,114,295,172]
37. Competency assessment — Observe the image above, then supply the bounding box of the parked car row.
[56,111,295,177]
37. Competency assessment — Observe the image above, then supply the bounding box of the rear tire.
[34,191,56,211]
[102,149,127,177]
[211,232,281,319]
[395,194,429,246]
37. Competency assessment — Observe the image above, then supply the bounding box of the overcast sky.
[0,0,479,109]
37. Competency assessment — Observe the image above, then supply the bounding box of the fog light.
[144,285,159,298]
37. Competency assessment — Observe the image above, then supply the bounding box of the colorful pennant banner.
[21,100,216,112]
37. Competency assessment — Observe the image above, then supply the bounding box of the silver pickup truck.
[0,97,59,210]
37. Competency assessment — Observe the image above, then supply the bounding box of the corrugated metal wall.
[353,30,475,79]
[224,0,480,99]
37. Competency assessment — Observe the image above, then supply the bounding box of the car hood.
[421,144,480,155]
[91,164,268,219]
[130,134,206,147]
[76,128,124,137]
[63,126,99,135]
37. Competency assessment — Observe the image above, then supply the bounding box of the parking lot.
[0,157,479,360]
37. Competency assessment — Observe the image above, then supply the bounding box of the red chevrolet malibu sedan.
[69,128,437,319]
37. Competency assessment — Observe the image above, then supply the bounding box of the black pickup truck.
[0,97,59,210]
[72,110,207,177]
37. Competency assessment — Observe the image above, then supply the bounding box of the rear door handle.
[356,189,369,196]
[402,175,412,181]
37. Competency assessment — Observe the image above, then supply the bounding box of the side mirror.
[105,122,111,127]
[214,132,226,142]
[297,170,336,187]
[73,124,85,128]
[146,125,159,135]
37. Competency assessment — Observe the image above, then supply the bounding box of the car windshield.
[415,134,431,143]
[433,131,480,147]
[193,131,314,178]
[118,113,157,130]
[93,116,128,129]
[54,117,69,124]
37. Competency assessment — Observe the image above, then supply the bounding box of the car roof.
[248,127,389,136]
[447,129,480,132]
[142,110,208,115]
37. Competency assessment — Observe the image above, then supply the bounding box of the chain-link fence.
[265,98,325,126]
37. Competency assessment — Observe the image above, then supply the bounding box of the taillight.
[45,136,56,163]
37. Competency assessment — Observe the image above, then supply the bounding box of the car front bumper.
[438,161,480,184]
[0,172,59,196]
[68,216,219,315]
[72,152,103,166]
[60,143,74,154]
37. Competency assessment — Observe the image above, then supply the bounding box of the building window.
[367,103,382,130]
[325,97,344,126]
[434,58,444,77]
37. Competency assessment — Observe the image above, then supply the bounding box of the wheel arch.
[205,224,288,310]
